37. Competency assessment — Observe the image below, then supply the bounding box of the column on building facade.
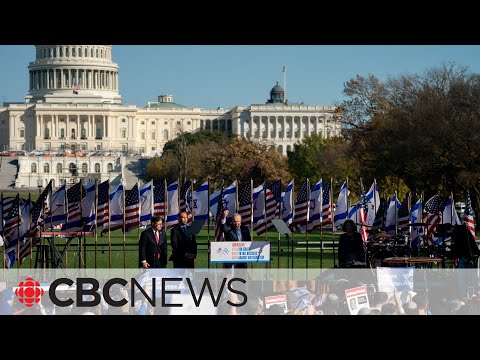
[9,116,14,140]
[116,72,118,91]
[102,115,105,139]
[314,116,318,135]
[46,69,50,89]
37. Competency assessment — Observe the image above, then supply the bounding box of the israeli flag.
[192,181,209,221]
[139,180,154,226]
[384,194,400,233]
[333,181,349,230]
[166,180,179,228]
[281,180,293,224]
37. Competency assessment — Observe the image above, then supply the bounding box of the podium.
[210,241,271,264]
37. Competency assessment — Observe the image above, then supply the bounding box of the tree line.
[146,63,480,222]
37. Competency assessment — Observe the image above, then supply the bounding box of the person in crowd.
[338,219,365,268]
[170,211,197,268]
[221,209,251,269]
[0,289,14,315]
[139,216,167,268]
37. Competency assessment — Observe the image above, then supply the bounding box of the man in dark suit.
[221,209,252,268]
[169,211,197,268]
[139,216,167,268]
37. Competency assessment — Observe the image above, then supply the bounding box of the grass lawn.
[1,229,339,269]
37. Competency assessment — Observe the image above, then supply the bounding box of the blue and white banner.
[210,241,270,263]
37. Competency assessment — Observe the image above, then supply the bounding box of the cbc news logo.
[15,277,45,307]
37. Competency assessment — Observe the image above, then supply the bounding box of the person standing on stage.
[169,211,197,268]
[139,216,167,268]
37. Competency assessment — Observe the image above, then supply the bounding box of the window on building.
[151,146,156,151]
[91,48,93,57]
[44,128,50,139]
[94,163,100,173]
[96,128,101,139]
[151,132,156,140]
[141,121,145,125]
[66,47,69,57]
[122,144,127,151]
[177,121,181,125]
[19,129,24,138]
[82,163,88,173]
[121,128,126,138]
[60,47,63,57]
[96,144,102,150]
[163,130,169,141]
[151,121,155,125]
[31,163,37,173]
[81,128,86,139]
[141,132,145,140]
[187,121,191,125]
[56,163,62,174]
[60,128,65,138]
[44,163,50,173]
[78,47,82,57]
[81,143,87,151]
[122,118,126,123]
[53,48,56,57]
[72,47,76,57]
[107,163,113,172]
[164,121,168,125]
[84,48,87,57]
[71,128,76,139]
[96,49,99,58]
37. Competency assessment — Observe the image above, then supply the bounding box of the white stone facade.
[15,156,124,188]
[0,45,341,158]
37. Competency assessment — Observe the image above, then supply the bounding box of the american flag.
[96,180,110,229]
[269,180,282,218]
[464,191,476,238]
[64,182,86,231]
[358,183,368,242]
[2,196,25,214]
[292,181,309,228]
[423,194,444,240]
[238,183,252,227]
[397,195,410,232]
[124,184,140,233]
[179,181,193,224]
[153,181,166,220]
[30,180,53,234]
[253,188,277,235]
[321,182,332,226]
[3,194,22,239]
[214,185,225,242]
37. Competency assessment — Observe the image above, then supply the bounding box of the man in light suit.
[221,210,252,268]
[139,216,167,268]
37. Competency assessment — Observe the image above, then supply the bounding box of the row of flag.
[0,177,477,267]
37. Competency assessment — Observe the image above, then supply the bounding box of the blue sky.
[1,45,480,109]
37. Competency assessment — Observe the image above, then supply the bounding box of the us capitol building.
[0,45,340,188]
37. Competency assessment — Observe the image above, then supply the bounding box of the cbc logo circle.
[15,277,45,307]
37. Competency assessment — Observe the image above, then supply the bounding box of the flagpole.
[305,178,309,270]
[138,181,141,242]
[163,179,167,231]
[394,191,398,237]
[122,181,126,269]
[63,180,67,269]
[1,193,4,271]
[291,178,295,270]
[94,179,98,269]
[283,65,287,102]
[277,179,281,269]
[319,179,323,269]
[108,179,111,268]
[207,177,211,268]
[29,193,32,268]
[250,178,253,241]
[191,179,195,221]
[373,178,378,217]
[331,178,335,268]
[17,194,21,268]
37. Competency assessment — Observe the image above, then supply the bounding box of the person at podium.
[338,219,365,268]
[221,210,252,269]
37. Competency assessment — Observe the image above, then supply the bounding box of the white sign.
[345,284,370,315]
[210,241,270,263]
